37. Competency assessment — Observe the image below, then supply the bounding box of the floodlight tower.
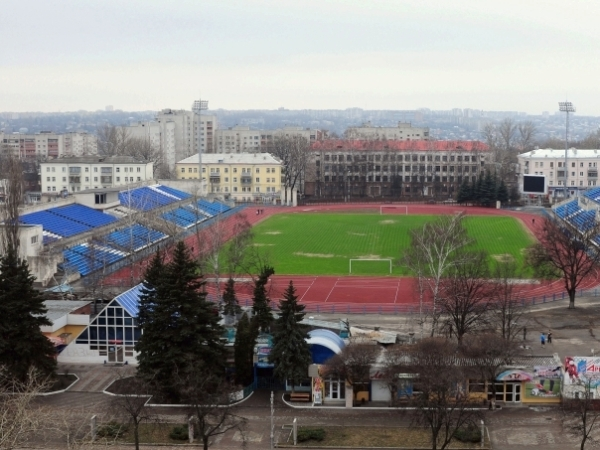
[192,99,208,195]
[559,101,575,199]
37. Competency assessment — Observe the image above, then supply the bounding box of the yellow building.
[175,153,283,202]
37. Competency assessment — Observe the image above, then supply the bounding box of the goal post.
[349,258,393,274]
[380,205,408,215]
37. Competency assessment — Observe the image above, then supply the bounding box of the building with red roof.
[305,140,490,200]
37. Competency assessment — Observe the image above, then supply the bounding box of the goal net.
[380,205,408,215]
[349,258,393,274]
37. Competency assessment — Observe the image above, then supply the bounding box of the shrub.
[169,425,189,441]
[297,427,326,442]
[97,421,127,439]
[454,425,481,443]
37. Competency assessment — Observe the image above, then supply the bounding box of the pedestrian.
[541,332,546,346]
[547,331,553,344]
[523,326,527,341]
[532,218,535,224]
[256,209,259,215]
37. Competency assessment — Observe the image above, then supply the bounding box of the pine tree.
[270,281,311,392]
[234,313,254,386]
[222,278,241,317]
[0,249,56,382]
[497,179,509,204]
[136,242,226,401]
[252,266,275,332]
[457,178,471,204]
[473,176,483,205]
[480,170,495,206]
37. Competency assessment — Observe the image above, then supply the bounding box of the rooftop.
[520,148,600,159]
[43,300,91,322]
[42,156,149,164]
[177,152,281,165]
[310,140,489,152]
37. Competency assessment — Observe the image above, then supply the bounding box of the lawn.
[245,213,535,276]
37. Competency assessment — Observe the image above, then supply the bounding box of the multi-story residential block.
[518,148,600,198]
[306,140,489,199]
[344,121,430,140]
[40,156,153,195]
[0,131,97,159]
[175,153,282,202]
[214,125,323,153]
[126,109,216,169]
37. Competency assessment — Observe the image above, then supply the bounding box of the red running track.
[103,203,600,312]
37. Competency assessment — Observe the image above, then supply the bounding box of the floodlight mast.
[559,101,575,199]
[192,99,209,195]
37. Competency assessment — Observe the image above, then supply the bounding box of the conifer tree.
[497,179,509,204]
[222,278,241,317]
[252,266,275,332]
[270,281,311,392]
[457,178,471,204]
[136,242,225,401]
[0,249,56,382]
[233,313,254,386]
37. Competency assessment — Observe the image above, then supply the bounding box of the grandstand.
[553,196,599,233]
[17,183,235,284]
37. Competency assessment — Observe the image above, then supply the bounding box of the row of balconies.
[209,175,253,184]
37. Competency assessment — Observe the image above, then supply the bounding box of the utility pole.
[270,391,274,450]
[559,101,575,199]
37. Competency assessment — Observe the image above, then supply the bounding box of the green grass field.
[245,213,535,276]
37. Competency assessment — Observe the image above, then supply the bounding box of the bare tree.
[177,369,247,450]
[438,251,493,344]
[0,368,52,450]
[526,215,600,309]
[563,378,600,450]
[223,214,254,277]
[517,121,537,152]
[270,134,311,200]
[97,124,131,157]
[127,137,171,179]
[403,214,473,335]
[0,152,24,255]
[489,261,528,341]
[109,374,154,450]
[406,338,484,450]
[324,344,378,403]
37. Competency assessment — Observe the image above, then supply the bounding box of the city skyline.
[2,0,599,114]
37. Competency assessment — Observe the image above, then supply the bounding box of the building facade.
[40,156,154,194]
[306,140,490,200]
[175,153,282,202]
[214,125,323,153]
[126,109,217,170]
[518,148,600,199]
[344,122,430,140]
[1,131,97,159]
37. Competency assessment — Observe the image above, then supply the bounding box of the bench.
[290,392,311,402]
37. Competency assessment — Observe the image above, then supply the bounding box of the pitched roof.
[113,284,145,317]
[177,153,281,165]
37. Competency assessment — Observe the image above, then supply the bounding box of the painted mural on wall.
[524,366,562,399]
[564,357,600,387]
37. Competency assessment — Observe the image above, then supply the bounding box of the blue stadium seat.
[21,210,92,237]
[154,185,192,200]
[49,204,117,228]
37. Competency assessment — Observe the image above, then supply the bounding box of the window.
[85,167,89,172]
[256,178,260,183]
[95,193,107,204]
[255,187,260,192]
[116,168,120,172]
[85,177,89,182]
[580,162,584,167]
[256,168,260,173]
[233,168,237,173]
[52,177,56,181]
[46,177,50,182]
[52,186,56,191]
[46,167,50,172]
[94,167,98,172]
[137,167,141,172]
[181,168,185,173]
[31,235,38,244]
[47,186,51,192]
[137,177,141,181]
[580,172,584,176]
[188,168,192,173]
[94,177,98,182]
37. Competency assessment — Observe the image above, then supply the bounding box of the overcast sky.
[1,0,599,114]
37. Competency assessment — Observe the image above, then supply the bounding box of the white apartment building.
[518,148,600,198]
[126,109,216,169]
[344,121,430,140]
[40,156,153,195]
[175,153,282,202]
[215,125,323,153]
[0,131,97,159]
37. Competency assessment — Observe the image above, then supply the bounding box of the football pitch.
[249,213,535,276]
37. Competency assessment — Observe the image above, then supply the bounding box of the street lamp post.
[559,101,575,199]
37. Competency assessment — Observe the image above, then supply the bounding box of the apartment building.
[126,109,216,169]
[518,148,600,198]
[306,140,489,199]
[0,131,97,159]
[175,153,282,202]
[40,156,153,195]
[344,121,430,140]
[214,125,323,153]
